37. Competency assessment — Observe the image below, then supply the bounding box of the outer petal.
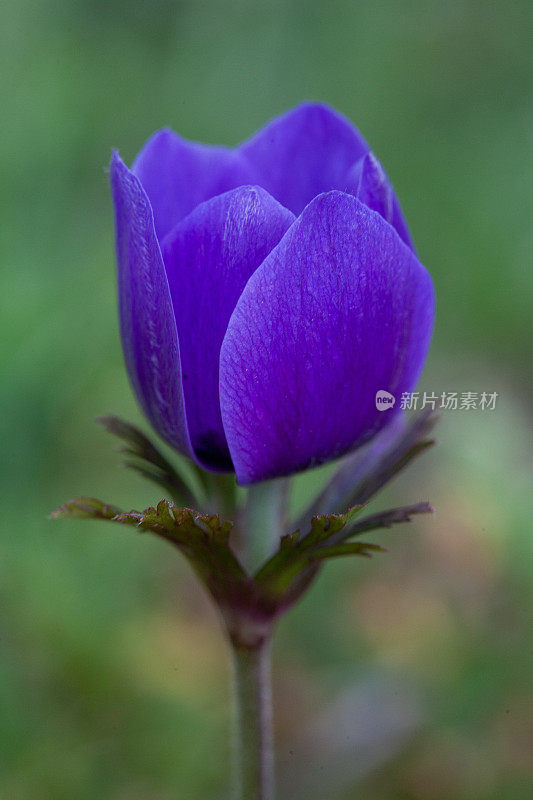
[160,186,295,470]
[109,151,194,459]
[347,152,416,251]
[239,103,369,215]
[131,129,253,241]
[219,192,435,484]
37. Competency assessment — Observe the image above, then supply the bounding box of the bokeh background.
[2,0,533,798]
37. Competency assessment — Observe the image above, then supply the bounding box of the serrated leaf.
[301,505,363,546]
[111,498,234,548]
[308,501,434,551]
[52,495,244,593]
[280,531,300,550]
[254,496,433,606]
[254,507,362,595]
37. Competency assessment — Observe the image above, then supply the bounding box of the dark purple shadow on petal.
[109,152,194,459]
[346,152,416,252]
[239,103,369,216]
[220,192,435,485]
[131,129,254,241]
[160,186,295,470]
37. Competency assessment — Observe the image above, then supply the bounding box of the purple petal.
[390,195,415,253]
[352,152,394,223]
[161,186,295,470]
[347,152,416,251]
[219,191,435,484]
[239,103,369,215]
[131,129,253,241]
[109,152,194,458]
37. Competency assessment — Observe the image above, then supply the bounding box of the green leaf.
[106,498,234,550]
[309,541,386,559]
[253,532,302,588]
[96,415,203,506]
[301,505,363,546]
[352,439,435,506]
[299,502,433,562]
[254,498,432,603]
[280,530,300,550]
[50,491,433,630]
[295,409,438,528]
[254,506,364,594]
[49,497,122,521]
[342,502,433,540]
[51,496,245,600]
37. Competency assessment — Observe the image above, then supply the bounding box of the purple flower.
[110,103,434,485]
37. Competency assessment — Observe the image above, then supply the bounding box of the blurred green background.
[1,0,533,798]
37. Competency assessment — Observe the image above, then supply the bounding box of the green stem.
[242,479,290,571]
[231,638,274,800]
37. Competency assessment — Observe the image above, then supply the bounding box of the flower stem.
[242,478,290,571]
[231,638,274,800]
